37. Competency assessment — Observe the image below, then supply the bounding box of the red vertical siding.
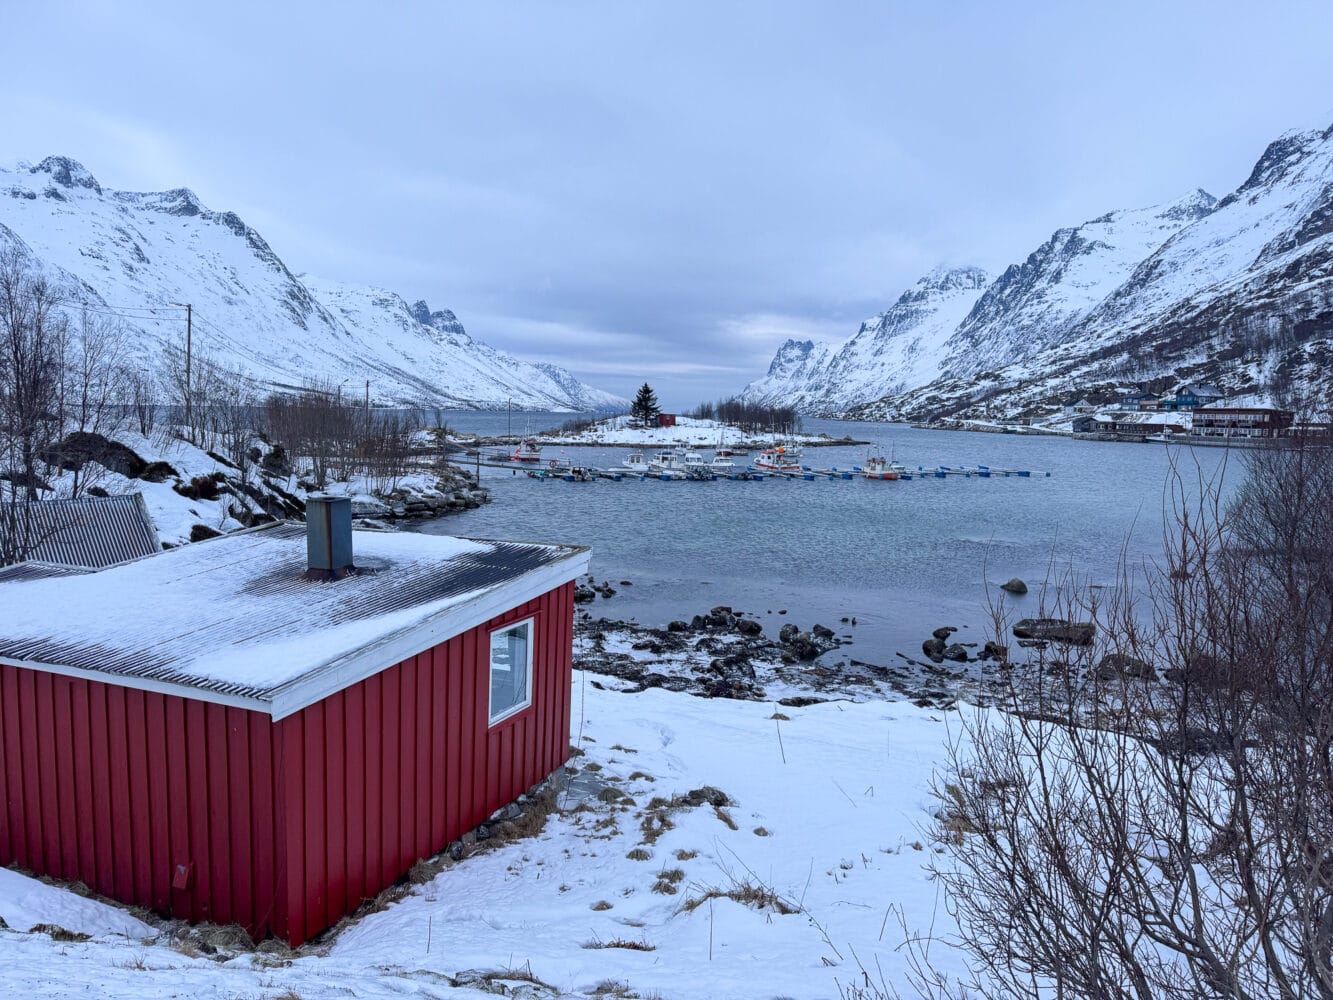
[0,665,278,938]
[0,579,576,948]
[269,581,575,946]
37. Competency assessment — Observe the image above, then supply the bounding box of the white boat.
[511,437,543,463]
[753,444,803,474]
[619,450,651,473]
[682,450,709,473]
[646,449,688,479]
[709,453,737,473]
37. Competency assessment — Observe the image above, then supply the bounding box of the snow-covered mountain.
[746,120,1333,422]
[741,266,989,414]
[941,190,1216,376]
[851,123,1333,421]
[0,156,626,411]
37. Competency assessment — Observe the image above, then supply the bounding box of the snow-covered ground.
[0,672,972,998]
[30,426,479,548]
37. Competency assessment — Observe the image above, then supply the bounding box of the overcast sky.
[4,1,1333,406]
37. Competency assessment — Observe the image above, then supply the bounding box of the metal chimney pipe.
[305,495,354,580]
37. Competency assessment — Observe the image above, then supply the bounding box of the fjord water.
[420,417,1235,665]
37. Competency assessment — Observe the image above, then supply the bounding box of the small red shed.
[0,500,588,945]
[656,413,677,428]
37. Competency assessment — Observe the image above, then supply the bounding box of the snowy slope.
[0,674,974,999]
[740,266,989,415]
[0,156,626,411]
[304,277,627,412]
[853,123,1333,421]
[944,190,1216,375]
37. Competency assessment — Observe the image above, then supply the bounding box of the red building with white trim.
[0,499,588,945]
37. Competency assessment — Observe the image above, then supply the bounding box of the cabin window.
[489,618,533,724]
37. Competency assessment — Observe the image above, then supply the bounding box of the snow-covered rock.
[0,157,627,412]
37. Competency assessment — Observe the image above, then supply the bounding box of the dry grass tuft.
[583,936,656,952]
[651,880,678,895]
[674,848,698,861]
[656,868,686,884]
[408,859,442,885]
[590,899,614,911]
[591,979,663,998]
[626,847,652,861]
[753,826,771,837]
[680,879,800,916]
[31,923,92,943]
[627,771,655,782]
[713,805,739,830]
[639,809,676,845]
[770,712,791,721]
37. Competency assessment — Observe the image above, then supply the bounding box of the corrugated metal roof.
[0,562,92,583]
[1,493,160,568]
[0,523,588,711]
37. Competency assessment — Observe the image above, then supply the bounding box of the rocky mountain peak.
[30,156,101,194]
[1232,123,1333,199]
[1157,188,1218,222]
[409,299,466,336]
[903,265,989,301]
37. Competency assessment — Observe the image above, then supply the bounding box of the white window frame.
[488,617,535,725]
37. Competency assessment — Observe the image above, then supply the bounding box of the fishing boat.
[511,437,543,463]
[619,450,651,474]
[709,452,737,473]
[682,450,710,475]
[861,453,906,481]
[648,448,690,476]
[752,444,803,474]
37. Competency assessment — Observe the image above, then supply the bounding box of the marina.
[466,451,1051,483]
[419,415,1237,674]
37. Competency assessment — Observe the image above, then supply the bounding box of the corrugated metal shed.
[0,520,587,945]
[1,493,160,568]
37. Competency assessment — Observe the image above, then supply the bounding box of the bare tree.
[915,440,1333,999]
[262,380,358,489]
[0,248,68,563]
[126,366,159,437]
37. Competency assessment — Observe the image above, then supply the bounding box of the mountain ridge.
[1,156,627,412]
[743,120,1333,421]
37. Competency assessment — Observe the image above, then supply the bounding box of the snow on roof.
[1102,411,1193,427]
[0,524,589,719]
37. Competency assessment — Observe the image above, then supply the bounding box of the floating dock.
[470,458,1049,482]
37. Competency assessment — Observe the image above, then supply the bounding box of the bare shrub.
[918,439,1333,1000]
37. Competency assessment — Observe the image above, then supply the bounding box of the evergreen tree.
[631,382,660,424]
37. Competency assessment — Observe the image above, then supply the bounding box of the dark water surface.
[418,416,1237,665]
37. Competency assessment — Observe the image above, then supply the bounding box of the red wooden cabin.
[0,498,588,945]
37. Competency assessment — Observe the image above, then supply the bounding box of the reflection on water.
[417,418,1237,665]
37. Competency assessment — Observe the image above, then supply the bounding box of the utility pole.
[365,379,370,421]
[170,302,193,436]
[508,397,513,439]
[185,303,192,393]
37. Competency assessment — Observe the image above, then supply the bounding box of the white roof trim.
[0,548,590,721]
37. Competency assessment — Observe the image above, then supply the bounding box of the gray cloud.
[3,1,1333,408]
